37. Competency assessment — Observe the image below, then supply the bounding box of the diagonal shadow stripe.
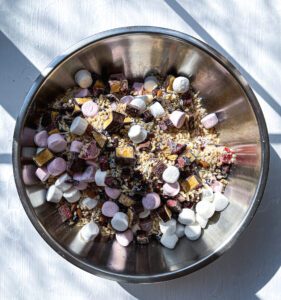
[164,0,281,115]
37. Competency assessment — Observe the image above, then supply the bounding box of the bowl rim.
[12,26,270,283]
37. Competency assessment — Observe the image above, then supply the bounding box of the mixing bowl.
[12,27,269,283]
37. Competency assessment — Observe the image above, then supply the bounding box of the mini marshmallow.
[21,147,36,159]
[139,209,150,219]
[34,130,48,147]
[94,169,107,186]
[21,127,36,146]
[74,181,88,190]
[102,201,119,217]
[149,102,165,118]
[70,116,88,135]
[130,97,146,113]
[169,111,186,128]
[162,166,180,184]
[35,167,50,182]
[142,193,161,210]
[128,125,147,144]
[159,218,177,235]
[175,223,185,238]
[172,76,190,93]
[160,233,178,249]
[116,230,134,247]
[47,133,67,153]
[120,95,134,104]
[144,76,158,92]
[196,213,208,229]
[81,197,98,210]
[111,212,129,232]
[80,221,99,242]
[201,113,218,129]
[213,192,229,211]
[73,166,96,183]
[26,186,46,208]
[196,200,215,219]
[74,88,90,98]
[47,157,67,176]
[55,173,72,192]
[163,182,180,196]
[211,180,224,193]
[81,101,99,117]
[178,208,195,225]
[201,186,214,202]
[70,140,83,153]
[185,223,201,240]
[22,164,39,185]
[135,95,150,104]
[63,187,81,203]
[46,185,63,203]
[105,187,121,199]
[132,82,144,95]
[75,69,93,88]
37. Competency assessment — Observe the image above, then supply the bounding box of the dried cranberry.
[137,141,151,152]
[99,156,109,171]
[104,176,119,188]
[183,201,193,209]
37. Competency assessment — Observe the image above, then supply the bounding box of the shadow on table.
[120,144,281,299]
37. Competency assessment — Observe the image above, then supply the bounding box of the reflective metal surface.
[12,27,269,283]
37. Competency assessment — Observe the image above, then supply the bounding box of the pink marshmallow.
[74,181,88,190]
[47,134,67,153]
[211,180,224,193]
[120,95,134,104]
[34,130,48,147]
[21,127,36,146]
[201,113,218,129]
[81,101,99,117]
[70,140,83,153]
[169,111,186,128]
[73,166,96,183]
[142,193,161,210]
[101,201,119,217]
[132,82,144,95]
[47,157,67,176]
[105,187,121,200]
[35,166,50,182]
[22,164,39,185]
[163,182,180,197]
[74,88,90,98]
[116,229,133,247]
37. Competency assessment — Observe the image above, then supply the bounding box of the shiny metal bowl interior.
[13,27,269,283]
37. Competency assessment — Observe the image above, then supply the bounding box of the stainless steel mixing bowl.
[12,27,269,283]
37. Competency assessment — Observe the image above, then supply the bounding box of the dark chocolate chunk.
[79,141,100,160]
[142,110,154,122]
[104,176,120,188]
[172,144,186,155]
[106,94,120,102]
[67,155,87,173]
[156,205,172,222]
[153,161,167,178]
[186,114,195,131]
[125,104,141,117]
[103,111,125,133]
[136,230,150,244]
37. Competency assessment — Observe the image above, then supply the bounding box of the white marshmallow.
[175,223,185,238]
[149,102,165,118]
[172,76,190,93]
[144,76,158,92]
[136,94,152,104]
[80,221,99,242]
[128,125,147,144]
[160,233,178,249]
[169,111,186,128]
[213,192,229,211]
[201,113,218,129]
[94,169,107,186]
[55,173,72,192]
[201,186,214,202]
[36,147,45,154]
[81,197,98,210]
[63,187,81,203]
[26,187,46,208]
[196,213,208,229]
[74,69,93,88]
[178,208,195,225]
[22,147,36,159]
[185,223,201,240]
[159,219,177,235]
[70,116,88,135]
[111,212,129,232]
[139,209,150,219]
[162,166,180,184]
[46,185,63,203]
[130,97,147,113]
[196,200,215,219]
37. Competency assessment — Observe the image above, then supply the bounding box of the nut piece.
[115,146,135,165]
[118,194,136,207]
[92,129,107,148]
[181,175,201,192]
[103,111,125,133]
[33,148,54,167]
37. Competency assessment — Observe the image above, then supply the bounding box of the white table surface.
[1,0,281,299]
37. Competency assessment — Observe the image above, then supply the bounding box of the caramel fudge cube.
[181,175,201,192]
[33,149,54,167]
[115,146,135,165]
[74,97,92,105]
[92,130,107,148]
